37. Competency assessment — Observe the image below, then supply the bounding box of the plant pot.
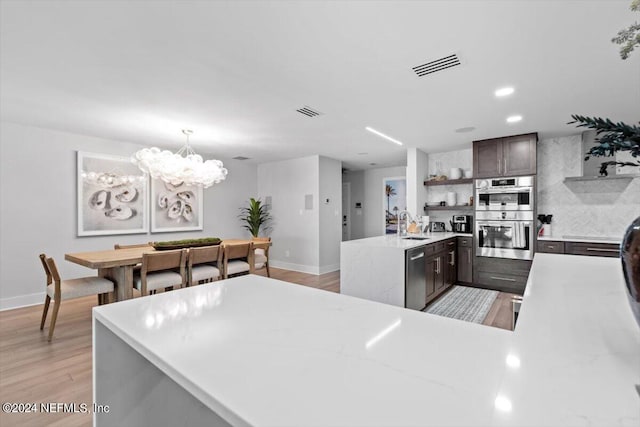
[621,216,640,327]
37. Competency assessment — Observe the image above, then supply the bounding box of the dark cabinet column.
[473,133,537,178]
[473,139,502,178]
[503,134,537,176]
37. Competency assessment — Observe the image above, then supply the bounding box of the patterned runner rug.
[423,286,498,324]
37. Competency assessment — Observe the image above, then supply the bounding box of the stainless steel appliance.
[430,222,446,232]
[452,215,473,233]
[475,176,533,211]
[476,210,534,260]
[405,247,426,310]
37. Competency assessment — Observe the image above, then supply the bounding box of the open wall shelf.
[424,178,473,186]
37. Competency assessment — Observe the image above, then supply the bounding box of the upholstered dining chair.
[39,254,114,342]
[222,242,254,279]
[133,249,187,297]
[187,245,222,286]
[251,237,271,277]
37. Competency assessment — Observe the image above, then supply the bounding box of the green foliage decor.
[238,198,271,238]
[612,0,640,59]
[569,114,640,175]
[153,237,221,248]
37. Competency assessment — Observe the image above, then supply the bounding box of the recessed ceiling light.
[495,87,515,97]
[506,115,522,123]
[455,126,476,133]
[357,152,368,155]
[365,127,404,146]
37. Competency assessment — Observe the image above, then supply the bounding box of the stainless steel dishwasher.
[405,246,426,310]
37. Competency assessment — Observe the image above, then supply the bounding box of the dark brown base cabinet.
[424,238,457,305]
[473,257,532,295]
[537,240,620,257]
[473,133,538,178]
[457,236,473,284]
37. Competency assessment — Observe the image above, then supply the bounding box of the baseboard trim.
[0,292,45,311]
[318,263,340,274]
[269,260,320,275]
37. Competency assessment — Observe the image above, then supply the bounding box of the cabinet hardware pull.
[497,157,501,174]
[435,258,440,274]
[490,276,517,282]
[503,158,507,174]
[449,250,455,265]
[586,248,618,252]
[410,253,424,260]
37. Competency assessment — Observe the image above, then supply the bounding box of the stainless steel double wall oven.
[475,176,534,260]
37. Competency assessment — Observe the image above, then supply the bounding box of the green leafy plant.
[612,0,640,59]
[569,114,640,175]
[238,198,271,237]
[152,237,221,249]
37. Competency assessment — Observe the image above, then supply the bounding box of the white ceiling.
[1,1,638,170]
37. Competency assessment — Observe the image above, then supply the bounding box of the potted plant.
[569,115,640,176]
[238,198,272,237]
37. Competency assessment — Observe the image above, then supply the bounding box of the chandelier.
[132,129,228,188]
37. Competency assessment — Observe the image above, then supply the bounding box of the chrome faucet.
[397,210,413,237]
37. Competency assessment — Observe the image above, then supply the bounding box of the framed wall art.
[77,151,148,236]
[383,176,407,235]
[151,178,204,232]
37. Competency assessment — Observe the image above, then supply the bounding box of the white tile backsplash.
[537,135,640,239]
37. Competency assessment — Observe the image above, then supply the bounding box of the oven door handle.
[476,187,532,194]
[476,221,519,227]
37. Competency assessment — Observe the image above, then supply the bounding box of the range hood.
[563,131,637,183]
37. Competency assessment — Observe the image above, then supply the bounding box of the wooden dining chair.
[251,237,271,277]
[114,243,152,273]
[133,249,186,297]
[39,254,114,342]
[187,246,222,286]
[222,242,254,279]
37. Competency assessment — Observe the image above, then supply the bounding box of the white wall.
[257,156,320,273]
[537,135,640,238]
[257,155,342,274]
[362,166,407,237]
[406,147,429,218]
[319,157,342,273]
[0,121,257,309]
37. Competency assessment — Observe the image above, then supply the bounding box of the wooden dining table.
[65,240,253,302]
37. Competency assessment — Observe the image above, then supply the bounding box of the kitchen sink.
[402,236,430,240]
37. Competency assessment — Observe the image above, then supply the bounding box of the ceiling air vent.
[232,156,249,160]
[296,106,322,117]
[412,54,461,77]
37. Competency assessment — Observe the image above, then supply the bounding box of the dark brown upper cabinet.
[473,133,538,178]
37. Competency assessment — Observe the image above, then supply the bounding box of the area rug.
[423,286,498,324]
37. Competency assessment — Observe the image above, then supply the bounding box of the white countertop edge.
[341,233,473,250]
[93,308,253,427]
[537,236,621,244]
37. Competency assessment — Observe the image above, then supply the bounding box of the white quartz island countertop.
[93,254,639,427]
[340,233,472,307]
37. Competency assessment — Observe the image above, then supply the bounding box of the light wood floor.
[0,268,512,427]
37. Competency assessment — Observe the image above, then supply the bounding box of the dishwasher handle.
[410,252,424,261]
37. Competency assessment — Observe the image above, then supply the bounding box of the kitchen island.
[340,232,471,308]
[93,254,639,426]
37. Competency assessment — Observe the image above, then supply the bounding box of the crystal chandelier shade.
[132,130,228,188]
